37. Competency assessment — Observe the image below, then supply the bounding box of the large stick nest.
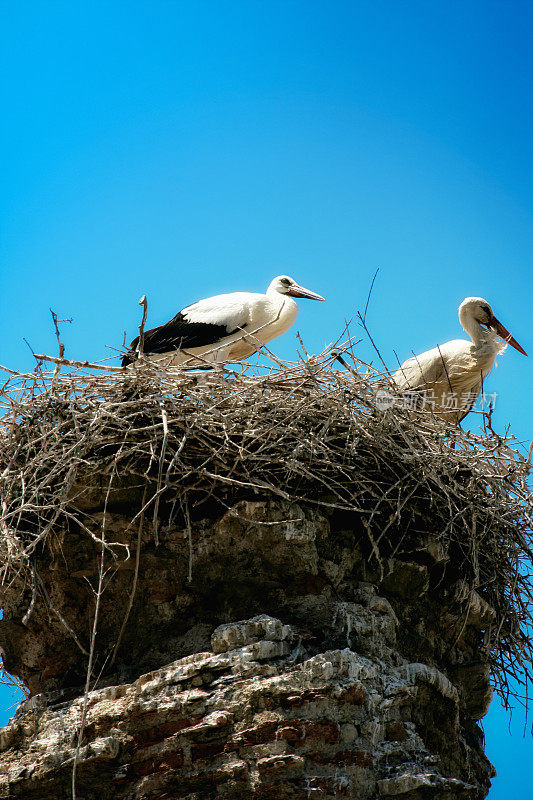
[0,344,532,707]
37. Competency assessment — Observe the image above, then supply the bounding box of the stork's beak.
[287,283,325,301]
[491,316,528,356]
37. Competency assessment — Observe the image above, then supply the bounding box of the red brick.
[211,760,248,782]
[301,719,339,744]
[337,683,365,704]
[307,748,372,769]
[276,724,302,743]
[132,749,184,777]
[230,721,278,747]
[306,750,334,766]
[190,740,226,761]
[282,695,305,707]
[132,716,203,750]
[186,711,234,740]
[271,719,339,745]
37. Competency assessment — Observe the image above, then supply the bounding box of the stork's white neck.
[266,284,289,299]
[459,308,489,348]
[462,316,484,347]
[460,312,505,365]
[266,284,296,310]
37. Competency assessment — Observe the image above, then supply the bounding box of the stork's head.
[268,275,325,301]
[459,297,527,355]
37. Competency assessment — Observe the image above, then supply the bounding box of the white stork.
[392,296,527,422]
[122,275,325,368]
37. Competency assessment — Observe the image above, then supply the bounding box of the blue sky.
[1,2,532,795]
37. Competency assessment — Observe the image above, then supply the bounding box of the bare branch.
[136,295,148,359]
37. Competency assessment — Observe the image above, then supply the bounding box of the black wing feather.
[122,312,245,366]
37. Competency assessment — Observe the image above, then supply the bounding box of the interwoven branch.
[0,341,532,708]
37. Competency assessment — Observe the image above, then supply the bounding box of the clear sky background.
[1,2,532,795]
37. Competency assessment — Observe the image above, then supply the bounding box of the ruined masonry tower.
[0,494,496,799]
[0,368,512,799]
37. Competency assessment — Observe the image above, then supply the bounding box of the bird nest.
[0,343,532,709]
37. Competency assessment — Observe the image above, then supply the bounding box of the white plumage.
[122,275,325,368]
[392,296,527,422]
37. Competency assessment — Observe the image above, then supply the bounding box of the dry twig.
[0,339,531,713]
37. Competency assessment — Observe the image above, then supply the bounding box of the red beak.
[287,283,325,301]
[491,316,528,356]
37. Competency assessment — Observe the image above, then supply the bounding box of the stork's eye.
[280,278,292,287]
[481,305,491,315]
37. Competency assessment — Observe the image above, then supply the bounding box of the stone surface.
[0,618,492,799]
[0,497,497,798]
